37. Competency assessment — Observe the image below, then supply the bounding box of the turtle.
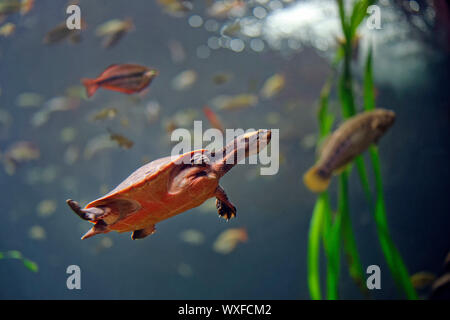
[67,129,271,240]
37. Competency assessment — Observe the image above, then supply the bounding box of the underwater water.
[0,0,449,300]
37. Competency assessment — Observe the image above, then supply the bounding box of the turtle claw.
[66,199,108,221]
[131,225,156,240]
[216,199,237,221]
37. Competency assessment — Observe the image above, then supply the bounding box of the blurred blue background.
[0,0,449,299]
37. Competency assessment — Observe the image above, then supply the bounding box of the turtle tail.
[81,221,109,240]
[303,166,330,193]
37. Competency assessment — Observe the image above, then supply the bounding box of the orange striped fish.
[82,64,159,98]
[203,106,224,133]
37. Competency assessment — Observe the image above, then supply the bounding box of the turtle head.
[239,129,272,158]
[212,129,272,177]
[371,109,396,137]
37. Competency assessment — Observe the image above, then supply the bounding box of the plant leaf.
[0,250,39,273]
[363,46,417,299]
[349,0,375,40]
[339,167,368,295]
[355,155,372,204]
[363,46,375,111]
[307,193,328,300]
[369,147,417,299]
[7,250,22,259]
[22,258,39,273]
[318,76,335,139]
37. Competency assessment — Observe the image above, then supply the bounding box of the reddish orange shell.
[85,150,216,232]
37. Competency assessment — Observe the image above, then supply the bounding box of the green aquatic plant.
[0,250,39,273]
[306,0,417,299]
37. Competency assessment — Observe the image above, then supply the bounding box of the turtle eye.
[196,171,207,177]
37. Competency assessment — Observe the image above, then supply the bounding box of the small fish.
[165,119,177,134]
[171,69,197,91]
[168,39,186,64]
[91,107,118,121]
[83,134,116,160]
[31,96,79,127]
[0,0,20,15]
[207,0,245,19]
[20,0,32,14]
[2,141,40,175]
[431,273,450,300]
[60,126,77,143]
[177,262,193,277]
[28,225,46,240]
[260,73,285,99]
[15,92,43,108]
[64,145,79,165]
[109,131,134,149]
[37,199,57,218]
[171,108,199,127]
[82,64,158,98]
[145,100,161,123]
[203,106,224,132]
[0,0,33,16]
[215,93,258,111]
[303,109,396,192]
[95,18,134,49]
[411,271,436,290]
[212,73,232,85]
[157,0,192,17]
[213,228,248,254]
[43,20,85,45]
[3,141,40,162]
[220,20,241,37]
[179,229,205,245]
[0,22,15,37]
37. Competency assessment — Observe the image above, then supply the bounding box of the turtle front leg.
[215,185,237,221]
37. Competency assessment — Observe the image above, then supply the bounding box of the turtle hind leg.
[66,199,109,221]
[215,186,237,221]
[131,225,156,240]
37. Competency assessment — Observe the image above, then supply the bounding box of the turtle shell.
[84,149,215,233]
